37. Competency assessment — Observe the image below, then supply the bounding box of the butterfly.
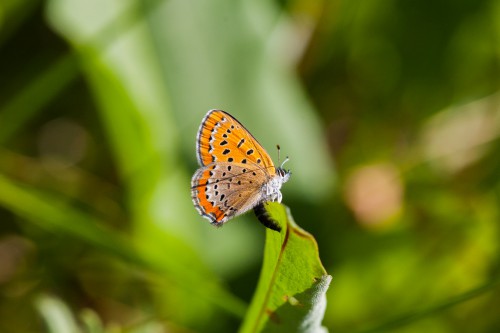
[191,109,290,230]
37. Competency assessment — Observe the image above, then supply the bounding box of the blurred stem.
[355,278,500,333]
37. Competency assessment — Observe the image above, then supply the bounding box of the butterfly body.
[191,110,290,226]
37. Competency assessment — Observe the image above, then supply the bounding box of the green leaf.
[240,202,331,333]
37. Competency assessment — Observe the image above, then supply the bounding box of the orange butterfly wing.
[196,109,275,173]
[191,162,270,224]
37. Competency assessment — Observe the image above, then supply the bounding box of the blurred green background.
[1,0,499,332]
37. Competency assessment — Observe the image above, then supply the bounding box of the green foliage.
[1,0,500,332]
[240,203,331,333]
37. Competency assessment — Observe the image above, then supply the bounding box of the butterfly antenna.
[277,144,281,164]
[276,144,289,169]
[280,156,289,169]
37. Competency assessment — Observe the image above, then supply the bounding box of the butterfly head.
[275,145,291,182]
[263,156,290,203]
[276,156,291,184]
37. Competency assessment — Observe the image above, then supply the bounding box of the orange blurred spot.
[344,163,403,228]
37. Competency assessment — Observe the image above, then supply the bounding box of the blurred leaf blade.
[240,202,331,333]
[45,0,252,327]
[0,173,246,318]
[45,0,204,245]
